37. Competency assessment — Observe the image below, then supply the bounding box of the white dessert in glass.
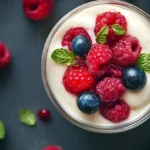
[42,0,150,133]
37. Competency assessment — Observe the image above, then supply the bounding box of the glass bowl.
[41,0,150,133]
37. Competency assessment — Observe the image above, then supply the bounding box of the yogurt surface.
[46,3,150,127]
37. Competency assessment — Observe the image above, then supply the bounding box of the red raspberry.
[38,108,51,120]
[0,43,11,68]
[100,100,130,122]
[23,0,54,21]
[106,64,123,78]
[43,145,62,150]
[86,43,112,77]
[112,35,141,67]
[88,76,104,92]
[76,57,86,64]
[62,27,92,50]
[96,77,125,102]
[63,63,94,95]
[94,11,127,41]
[88,83,97,92]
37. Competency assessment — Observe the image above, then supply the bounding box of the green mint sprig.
[137,53,150,72]
[51,48,76,66]
[0,121,5,140]
[18,109,36,126]
[111,24,126,36]
[96,25,109,44]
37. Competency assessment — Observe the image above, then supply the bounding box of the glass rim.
[41,0,150,133]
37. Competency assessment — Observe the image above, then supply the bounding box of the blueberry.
[72,35,91,57]
[77,92,100,114]
[122,67,146,91]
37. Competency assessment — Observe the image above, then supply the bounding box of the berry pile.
[51,10,148,123]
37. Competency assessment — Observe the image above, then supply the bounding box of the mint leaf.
[112,24,126,36]
[0,121,5,140]
[18,109,36,126]
[96,25,109,44]
[51,48,76,66]
[137,53,150,72]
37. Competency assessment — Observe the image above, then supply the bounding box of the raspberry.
[112,35,141,67]
[94,11,127,41]
[89,76,103,92]
[96,77,125,102]
[86,43,112,77]
[42,145,62,150]
[62,27,92,50]
[0,43,11,68]
[63,63,94,95]
[100,100,130,122]
[76,56,86,64]
[106,64,123,78]
[89,83,97,92]
[38,108,51,120]
[23,0,54,21]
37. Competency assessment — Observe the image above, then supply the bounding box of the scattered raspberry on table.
[22,0,54,21]
[43,145,62,150]
[0,42,11,68]
[38,108,51,120]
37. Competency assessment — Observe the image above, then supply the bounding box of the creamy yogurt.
[46,4,150,127]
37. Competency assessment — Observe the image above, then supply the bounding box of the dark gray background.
[0,0,150,150]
